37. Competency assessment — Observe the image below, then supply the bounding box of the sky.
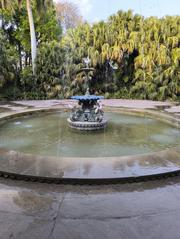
[55,0,180,22]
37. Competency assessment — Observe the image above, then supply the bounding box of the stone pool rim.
[0,106,179,184]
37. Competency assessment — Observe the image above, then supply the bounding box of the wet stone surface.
[0,177,180,239]
[0,100,179,238]
[0,147,179,180]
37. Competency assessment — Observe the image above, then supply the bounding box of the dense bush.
[61,11,180,100]
[35,41,66,99]
[0,31,20,100]
[0,9,180,101]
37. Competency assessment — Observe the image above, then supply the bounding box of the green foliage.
[13,1,61,52]
[0,8,179,101]
[60,11,180,101]
[0,30,20,99]
[0,0,62,99]
[1,1,61,55]
[29,41,65,99]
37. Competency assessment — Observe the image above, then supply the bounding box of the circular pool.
[0,109,179,183]
[0,111,179,157]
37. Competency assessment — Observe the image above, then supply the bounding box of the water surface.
[0,112,179,157]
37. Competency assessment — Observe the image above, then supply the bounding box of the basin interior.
[0,111,179,158]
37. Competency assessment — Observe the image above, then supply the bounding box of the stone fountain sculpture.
[67,57,107,130]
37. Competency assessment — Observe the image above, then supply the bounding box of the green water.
[0,112,179,157]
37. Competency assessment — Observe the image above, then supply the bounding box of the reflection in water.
[0,146,179,179]
[0,112,179,157]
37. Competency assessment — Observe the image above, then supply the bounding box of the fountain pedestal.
[68,57,107,130]
[68,94,107,131]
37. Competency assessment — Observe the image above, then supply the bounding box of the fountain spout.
[67,57,107,131]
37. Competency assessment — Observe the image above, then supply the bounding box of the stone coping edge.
[0,169,180,185]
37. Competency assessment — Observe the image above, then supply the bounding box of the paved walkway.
[0,99,179,112]
[0,99,180,239]
[0,177,180,239]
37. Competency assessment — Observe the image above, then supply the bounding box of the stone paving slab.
[6,99,179,113]
[102,99,175,109]
[52,212,180,239]
[0,212,53,239]
[0,177,180,239]
[165,106,180,113]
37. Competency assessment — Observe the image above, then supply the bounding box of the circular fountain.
[0,107,179,184]
[67,57,107,130]
[0,58,179,183]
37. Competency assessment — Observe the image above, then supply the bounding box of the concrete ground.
[0,99,180,114]
[0,177,180,239]
[0,100,180,239]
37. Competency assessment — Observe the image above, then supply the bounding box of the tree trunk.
[18,42,22,71]
[26,0,36,74]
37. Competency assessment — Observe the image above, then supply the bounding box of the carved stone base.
[67,118,107,131]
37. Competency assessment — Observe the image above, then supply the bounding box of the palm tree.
[0,0,53,74]
[27,0,53,73]
[26,0,36,74]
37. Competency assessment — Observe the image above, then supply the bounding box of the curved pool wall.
[0,106,179,184]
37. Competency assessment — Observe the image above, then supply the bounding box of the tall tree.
[26,0,36,73]
[0,0,54,74]
[26,0,54,73]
